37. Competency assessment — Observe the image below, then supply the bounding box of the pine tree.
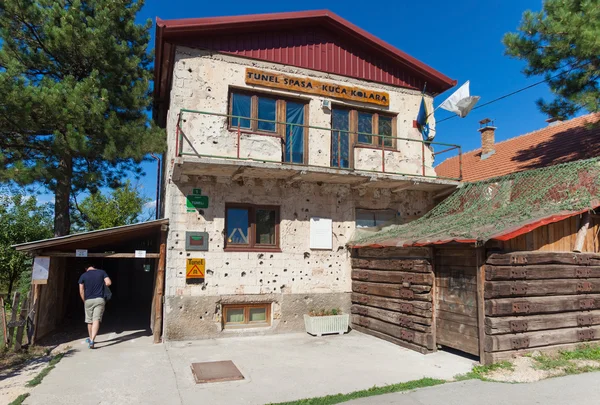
[503,0,600,118]
[0,0,165,236]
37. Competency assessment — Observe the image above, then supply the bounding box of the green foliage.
[266,378,445,405]
[8,393,30,405]
[533,344,600,374]
[455,361,514,381]
[71,181,152,232]
[308,308,342,317]
[0,0,165,236]
[26,353,65,387]
[503,0,600,118]
[0,193,52,296]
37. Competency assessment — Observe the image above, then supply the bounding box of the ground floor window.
[355,209,398,228]
[225,204,280,251]
[223,304,271,328]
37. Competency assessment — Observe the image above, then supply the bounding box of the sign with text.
[185,232,209,251]
[310,217,333,250]
[76,249,88,258]
[245,68,390,107]
[186,195,209,212]
[135,250,147,258]
[186,258,206,280]
[32,256,50,284]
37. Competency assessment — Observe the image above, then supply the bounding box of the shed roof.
[153,10,456,125]
[351,158,600,248]
[436,113,600,182]
[13,219,169,252]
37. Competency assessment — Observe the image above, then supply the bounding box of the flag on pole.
[416,96,430,139]
[438,81,480,118]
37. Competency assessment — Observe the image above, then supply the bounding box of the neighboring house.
[436,112,600,181]
[152,10,461,339]
[347,114,600,364]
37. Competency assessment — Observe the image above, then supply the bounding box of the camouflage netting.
[352,157,600,247]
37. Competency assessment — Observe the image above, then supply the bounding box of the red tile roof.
[436,113,600,182]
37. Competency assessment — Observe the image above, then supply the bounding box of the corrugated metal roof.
[153,10,456,126]
[13,219,169,252]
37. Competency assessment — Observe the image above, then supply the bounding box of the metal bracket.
[576,268,592,278]
[510,284,528,296]
[512,302,531,314]
[511,337,530,349]
[356,285,368,294]
[400,330,415,342]
[577,314,594,327]
[510,255,528,265]
[399,303,413,313]
[509,269,527,279]
[509,320,528,333]
[401,274,414,283]
[577,282,593,293]
[355,295,368,304]
[399,317,413,328]
[579,298,595,310]
[399,289,415,299]
[578,329,595,341]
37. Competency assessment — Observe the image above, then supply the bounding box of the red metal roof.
[436,113,600,181]
[153,10,456,126]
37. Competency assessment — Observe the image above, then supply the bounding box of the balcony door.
[284,101,305,164]
[331,108,351,168]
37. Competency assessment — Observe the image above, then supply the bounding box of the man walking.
[78,264,112,349]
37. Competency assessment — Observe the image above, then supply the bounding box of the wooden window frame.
[224,203,281,252]
[332,106,397,151]
[223,303,271,328]
[228,89,310,164]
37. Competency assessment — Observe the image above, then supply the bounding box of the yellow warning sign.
[186,258,205,278]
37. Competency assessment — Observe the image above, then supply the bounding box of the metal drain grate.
[190,360,245,384]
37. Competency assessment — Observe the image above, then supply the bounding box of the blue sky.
[42,0,561,206]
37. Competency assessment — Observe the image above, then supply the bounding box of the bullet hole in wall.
[283,269,287,272]
[294,212,298,218]
[224,273,228,277]
[188,68,192,73]
[270,255,273,259]
[259,261,264,265]
[259,279,263,283]
[304,252,310,259]
[226,262,229,265]
[198,210,204,215]
[187,253,190,257]
[179,252,182,255]
[292,278,295,281]
[258,253,264,259]
[207,269,214,275]
[241,272,246,277]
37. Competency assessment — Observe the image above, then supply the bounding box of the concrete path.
[346,372,600,404]
[24,330,474,405]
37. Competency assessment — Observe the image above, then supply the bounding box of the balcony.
[172,109,462,193]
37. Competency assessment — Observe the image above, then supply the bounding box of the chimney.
[478,118,496,160]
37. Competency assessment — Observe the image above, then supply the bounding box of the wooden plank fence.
[2,292,32,351]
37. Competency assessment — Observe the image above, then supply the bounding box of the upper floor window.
[331,107,396,168]
[356,209,398,228]
[229,91,307,163]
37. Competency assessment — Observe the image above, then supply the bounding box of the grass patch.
[26,353,65,387]
[8,393,30,405]
[532,344,600,375]
[454,361,514,381]
[266,377,445,405]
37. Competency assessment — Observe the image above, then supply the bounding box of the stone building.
[153,10,460,339]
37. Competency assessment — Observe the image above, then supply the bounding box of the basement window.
[223,304,271,328]
[225,204,280,251]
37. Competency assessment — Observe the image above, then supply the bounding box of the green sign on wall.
[186,195,209,211]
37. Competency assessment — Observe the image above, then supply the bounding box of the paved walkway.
[346,372,600,404]
[24,329,474,405]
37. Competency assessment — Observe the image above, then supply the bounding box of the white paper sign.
[76,249,88,257]
[32,256,50,281]
[135,250,147,258]
[310,217,333,250]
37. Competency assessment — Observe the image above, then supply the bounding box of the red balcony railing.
[175,108,463,181]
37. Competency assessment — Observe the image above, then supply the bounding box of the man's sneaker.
[89,340,94,349]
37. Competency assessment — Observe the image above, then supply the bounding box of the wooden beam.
[39,252,160,258]
[429,247,437,351]
[573,211,591,252]
[476,247,486,363]
[153,228,168,344]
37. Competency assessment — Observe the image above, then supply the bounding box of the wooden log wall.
[350,247,435,354]
[483,251,600,364]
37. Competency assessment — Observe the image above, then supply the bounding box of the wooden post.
[1,298,8,347]
[573,211,591,253]
[476,247,487,363]
[153,226,168,344]
[7,292,20,348]
[14,297,28,351]
[31,284,41,345]
[429,247,437,351]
